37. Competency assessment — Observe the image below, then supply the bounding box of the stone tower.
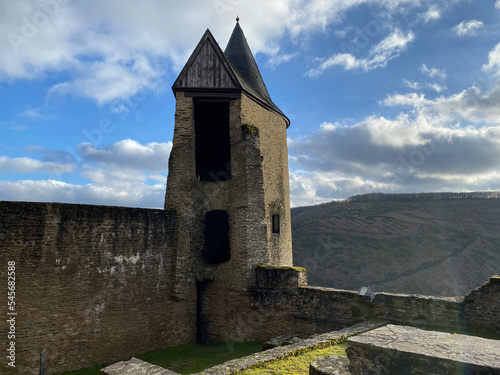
[165,20,292,342]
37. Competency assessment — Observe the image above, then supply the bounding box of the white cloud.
[0,138,170,207]
[267,53,298,67]
[77,139,172,171]
[482,42,500,76]
[290,41,500,204]
[403,79,421,90]
[496,0,500,9]
[421,5,441,22]
[47,55,165,105]
[289,107,500,202]
[81,166,147,188]
[420,64,446,79]
[426,83,446,93]
[19,107,57,120]
[306,29,415,76]
[0,179,165,208]
[431,84,500,124]
[0,0,432,102]
[382,93,432,109]
[289,169,398,207]
[453,20,484,37]
[0,156,75,174]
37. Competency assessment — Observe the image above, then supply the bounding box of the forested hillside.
[291,193,500,297]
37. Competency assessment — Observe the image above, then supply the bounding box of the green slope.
[291,194,500,297]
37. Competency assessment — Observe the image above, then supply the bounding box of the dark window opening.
[196,281,210,344]
[194,100,231,182]
[202,210,230,264]
[272,214,280,234]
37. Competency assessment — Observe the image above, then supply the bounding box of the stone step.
[100,357,180,375]
[346,324,500,374]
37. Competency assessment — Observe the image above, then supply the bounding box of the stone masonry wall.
[0,202,196,375]
[464,276,500,335]
[163,91,294,343]
[196,94,295,343]
[192,265,478,346]
[249,266,469,341]
[240,94,293,268]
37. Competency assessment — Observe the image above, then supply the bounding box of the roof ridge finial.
[236,15,239,22]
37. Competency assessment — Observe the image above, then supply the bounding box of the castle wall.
[0,202,196,375]
[0,201,499,375]
[240,94,293,267]
[464,276,500,334]
[189,265,467,345]
[238,266,500,343]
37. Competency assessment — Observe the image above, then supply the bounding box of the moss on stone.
[241,124,258,136]
[257,264,305,272]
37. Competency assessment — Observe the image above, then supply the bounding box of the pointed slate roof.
[172,22,289,127]
[224,20,271,102]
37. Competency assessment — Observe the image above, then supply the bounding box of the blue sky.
[1,0,500,208]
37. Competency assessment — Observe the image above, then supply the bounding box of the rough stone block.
[346,324,500,374]
[263,334,303,350]
[465,275,500,334]
[255,264,307,289]
[101,357,180,375]
[309,355,350,375]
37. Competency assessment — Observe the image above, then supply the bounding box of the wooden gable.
[173,30,240,91]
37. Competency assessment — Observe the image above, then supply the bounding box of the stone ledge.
[193,321,386,375]
[346,324,500,374]
[100,357,180,375]
[255,264,308,289]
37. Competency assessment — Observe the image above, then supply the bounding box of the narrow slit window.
[272,214,280,234]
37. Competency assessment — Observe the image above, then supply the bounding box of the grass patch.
[137,342,263,374]
[239,343,347,375]
[54,342,263,375]
[54,366,105,375]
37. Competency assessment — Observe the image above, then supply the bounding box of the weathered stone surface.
[0,201,195,375]
[263,334,303,350]
[193,321,384,375]
[309,355,350,375]
[346,324,500,374]
[101,357,179,375]
[465,276,500,335]
[256,265,307,290]
[250,273,464,340]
